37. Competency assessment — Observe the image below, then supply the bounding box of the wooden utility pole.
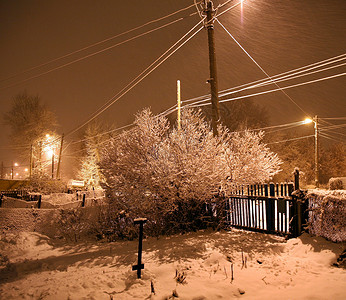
[177,80,181,130]
[30,144,33,179]
[204,0,220,136]
[314,115,319,187]
[56,134,64,180]
[51,153,55,179]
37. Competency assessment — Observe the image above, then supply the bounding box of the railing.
[0,189,27,199]
[225,181,305,237]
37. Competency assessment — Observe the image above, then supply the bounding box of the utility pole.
[56,134,64,180]
[30,144,33,179]
[203,0,220,136]
[314,115,319,187]
[51,153,55,179]
[177,80,181,130]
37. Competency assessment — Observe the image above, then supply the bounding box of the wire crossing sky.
[0,0,345,166]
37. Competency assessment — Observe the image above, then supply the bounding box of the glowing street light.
[303,118,313,124]
[11,162,19,179]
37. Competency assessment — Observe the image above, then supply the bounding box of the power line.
[181,53,346,106]
[319,132,345,143]
[1,18,191,91]
[267,134,314,145]
[319,123,346,131]
[187,72,346,108]
[321,117,346,120]
[216,18,310,117]
[215,0,244,18]
[220,62,346,98]
[69,123,135,145]
[182,61,346,109]
[65,20,205,137]
[0,3,199,84]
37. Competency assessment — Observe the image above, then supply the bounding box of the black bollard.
[37,195,42,209]
[132,218,147,279]
[82,193,86,207]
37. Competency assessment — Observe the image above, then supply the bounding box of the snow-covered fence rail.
[229,182,294,197]
[0,195,106,209]
[0,189,27,199]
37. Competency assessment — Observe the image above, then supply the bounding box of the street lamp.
[11,162,19,179]
[304,115,319,187]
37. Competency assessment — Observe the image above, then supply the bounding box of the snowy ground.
[0,229,345,300]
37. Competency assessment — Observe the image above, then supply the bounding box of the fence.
[225,172,307,237]
[0,189,27,199]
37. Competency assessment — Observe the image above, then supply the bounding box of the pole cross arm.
[132,264,144,271]
[134,218,147,224]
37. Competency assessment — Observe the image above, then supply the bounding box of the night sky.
[1,0,345,170]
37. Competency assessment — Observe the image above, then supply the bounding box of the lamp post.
[11,162,19,179]
[304,116,319,187]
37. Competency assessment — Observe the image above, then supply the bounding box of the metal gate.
[225,182,305,237]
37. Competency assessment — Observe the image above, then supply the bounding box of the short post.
[132,218,147,279]
[37,194,42,209]
[81,193,86,207]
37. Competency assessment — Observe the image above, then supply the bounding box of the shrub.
[55,209,91,242]
[329,178,343,190]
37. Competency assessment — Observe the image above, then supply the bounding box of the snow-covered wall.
[307,190,346,242]
[0,206,100,238]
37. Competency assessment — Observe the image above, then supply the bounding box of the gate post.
[265,183,275,232]
[294,168,300,190]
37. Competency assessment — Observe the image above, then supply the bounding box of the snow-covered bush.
[100,108,281,236]
[55,209,91,242]
[225,131,282,186]
[20,175,66,195]
[328,178,344,190]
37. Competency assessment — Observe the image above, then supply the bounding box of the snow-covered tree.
[3,92,58,161]
[224,130,282,186]
[100,108,281,213]
[78,122,107,190]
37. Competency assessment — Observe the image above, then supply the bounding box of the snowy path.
[0,229,345,299]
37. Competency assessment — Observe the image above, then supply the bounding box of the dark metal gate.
[225,181,306,237]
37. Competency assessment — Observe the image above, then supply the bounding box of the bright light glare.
[303,118,313,124]
[14,162,19,167]
[24,168,28,172]
[47,149,54,158]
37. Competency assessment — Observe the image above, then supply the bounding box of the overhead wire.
[267,134,315,145]
[65,19,205,137]
[0,18,189,91]
[180,53,346,106]
[0,2,199,84]
[321,117,346,120]
[215,0,244,18]
[216,18,310,116]
[185,71,346,108]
